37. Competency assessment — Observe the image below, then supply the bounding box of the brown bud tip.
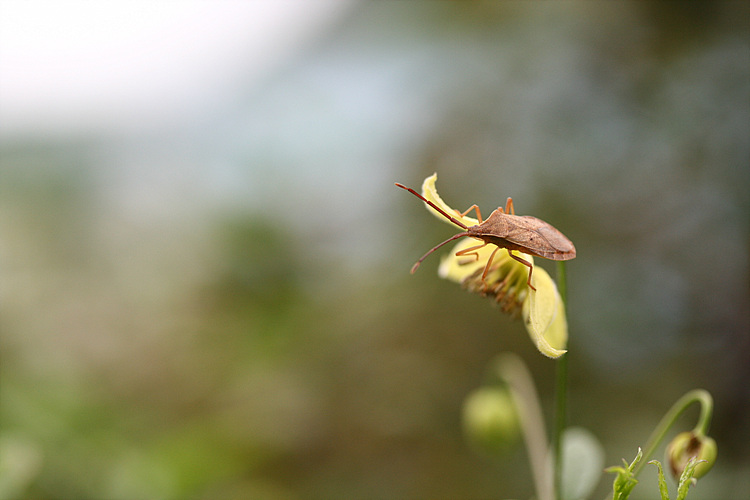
[666,431,717,480]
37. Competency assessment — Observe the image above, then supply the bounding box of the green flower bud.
[462,386,520,455]
[666,431,717,480]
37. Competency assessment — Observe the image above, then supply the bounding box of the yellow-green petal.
[421,173,478,228]
[522,268,568,358]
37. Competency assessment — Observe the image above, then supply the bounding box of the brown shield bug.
[395,182,576,291]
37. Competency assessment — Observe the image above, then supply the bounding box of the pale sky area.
[0,0,353,134]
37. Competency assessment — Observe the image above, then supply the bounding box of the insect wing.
[506,216,576,260]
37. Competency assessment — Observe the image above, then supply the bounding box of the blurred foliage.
[2,2,749,499]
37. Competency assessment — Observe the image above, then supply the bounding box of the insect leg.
[458,204,483,223]
[505,197,515,216]
[481,246,500,288]
[455,241,488,262]
[508,251,536,291]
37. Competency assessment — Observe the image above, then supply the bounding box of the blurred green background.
[1,2,748,499]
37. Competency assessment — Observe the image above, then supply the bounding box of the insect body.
[395,182,576,291]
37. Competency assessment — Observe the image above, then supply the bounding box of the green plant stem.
[496,354,553,500]
[631,389,714,478]
[553,261,569,500]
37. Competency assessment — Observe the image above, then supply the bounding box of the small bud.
[666,431,717,480]
[462,386,520,455]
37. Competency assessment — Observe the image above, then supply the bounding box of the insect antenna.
[409,232,469,274]
[395,183,469,230]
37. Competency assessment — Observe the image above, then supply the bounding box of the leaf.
[648,460,670,500]
[676,457,705,500]
[559,427,605,500]
[605,448,642,500]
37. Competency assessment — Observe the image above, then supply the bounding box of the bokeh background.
[1,2,748,499]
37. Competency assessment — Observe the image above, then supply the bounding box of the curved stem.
[495,354,554,500]
[553,261,569,500]
[692,389,713,436]
[631,389,714,477]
